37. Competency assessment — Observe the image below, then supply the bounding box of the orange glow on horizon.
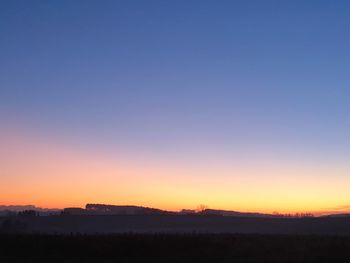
[1,128,350,216]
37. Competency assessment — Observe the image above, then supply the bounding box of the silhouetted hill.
[201,209,276,217]
[86,203,174,215]
[321,213,350,218]
[2,203,347,219]
[63,204,174,215]
[62,203,316,218]
[0,205,61,216]
[0,205,37,212]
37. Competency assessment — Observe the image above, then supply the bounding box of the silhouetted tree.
[196,204,208,213]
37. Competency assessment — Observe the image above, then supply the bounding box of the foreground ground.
[2,215,350,235]
[1,234,350,262]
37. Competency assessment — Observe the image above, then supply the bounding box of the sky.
[1,0,350,214]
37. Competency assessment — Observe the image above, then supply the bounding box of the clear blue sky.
[1,1,350,210]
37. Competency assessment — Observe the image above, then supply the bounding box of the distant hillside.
[0,205,37,212]
[62,204,317,217]
[201,209,276,218]
[0,205,61,216]
[1,204,319,218]
[87,204,174,215]
[63,204,174,215]
[321,213,350,218]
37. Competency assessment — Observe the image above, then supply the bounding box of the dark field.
[1,234,350,263]
[2,215,350,235]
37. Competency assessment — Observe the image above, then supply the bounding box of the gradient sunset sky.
[1,1,350,214]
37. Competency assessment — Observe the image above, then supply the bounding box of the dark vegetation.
[1,233,350,262]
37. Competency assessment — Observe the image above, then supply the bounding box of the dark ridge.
[84,203,174,215]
